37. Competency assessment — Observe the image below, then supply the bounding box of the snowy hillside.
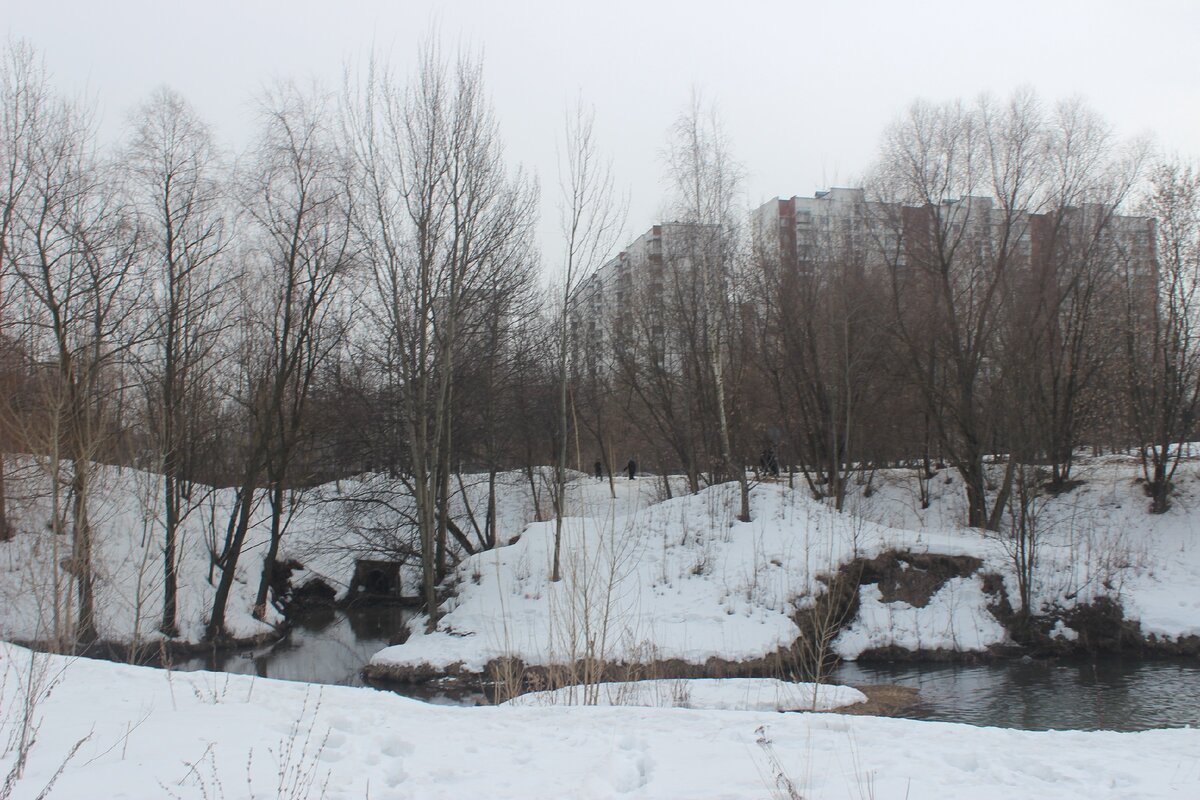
[0,459,555,647]
[368,480,1006,679]
[2,452,1197,667]
[370,457,1200,681]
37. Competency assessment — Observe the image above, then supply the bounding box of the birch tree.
[551,101,621,582]
[665,96,750,521]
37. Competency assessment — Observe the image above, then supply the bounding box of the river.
[164,606,1200,730]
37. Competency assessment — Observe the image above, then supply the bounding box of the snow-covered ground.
[4,459,1200,797]
[0,459,557,646]
[3,643,1198,800]
[371,479,989,674]
[502,677,867,712]
[0,461,283,644]
[372,457,1200,676]
[844,455,1200,640]
[2,453,1197,669]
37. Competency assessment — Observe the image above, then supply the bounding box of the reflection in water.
[833,659,1200,731]
[173,606,411,687]
[164,607,1200,728]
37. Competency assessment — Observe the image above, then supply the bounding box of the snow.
[371,478,1006,674]
[843,456,1200,641]
[0,460,559,646]
[2,643,1198,799]
[502,677,867,712]
[4,458,1200,797]
[0,460,282,644]
[834,577,1009,658]
[368,457,1200,678]
[3,453,1198,671]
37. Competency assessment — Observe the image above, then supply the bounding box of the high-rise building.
[570,221,721,365]
[753,189,1155,287]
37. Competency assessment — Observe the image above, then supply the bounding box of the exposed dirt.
[841,684,921,717]
[363,650,809,692]
[363,549,1199,694]
[854,551,983,608]
[18,630,283,666]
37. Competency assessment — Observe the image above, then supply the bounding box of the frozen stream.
[162,606,1200,730]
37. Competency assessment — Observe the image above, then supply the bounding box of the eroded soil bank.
[362,549,1200,694]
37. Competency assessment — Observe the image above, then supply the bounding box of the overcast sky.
[7,0,1199,269]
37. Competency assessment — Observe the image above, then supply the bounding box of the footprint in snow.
[381,738,415,758]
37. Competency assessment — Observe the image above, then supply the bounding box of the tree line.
[0,40,1196,648]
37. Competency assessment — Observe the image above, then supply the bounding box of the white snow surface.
[502,677,867,711]
[2,643,1198,800]
[843,455,1200,640]
[0,461,282,644]
[0,459,546,645]
[374,457,1200,673]
[834,577,1009,658]
[372,478,1004,673]
[2,453,1198,666]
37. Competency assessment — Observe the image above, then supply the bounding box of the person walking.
[626,458,637,480]
[594,460,604,480]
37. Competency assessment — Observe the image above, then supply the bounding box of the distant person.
[626,458,637,480]
[760,448,780,478]
[594,460,604,480]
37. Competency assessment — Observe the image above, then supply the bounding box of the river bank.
[3,642,1198,799]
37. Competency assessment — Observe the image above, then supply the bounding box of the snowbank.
[502,677,867,711]
[0,461,282,644]
[0,460,578,646]
[3,453,1197,667]
[370,480,1009,676]
[2,644,1196,800]
[845,457,1200,642]
[835,577,1009,658]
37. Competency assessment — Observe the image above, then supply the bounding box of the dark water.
[833,659,1200,731]
[168,606,488,705]
[162,608,1200,729]
[173,605,411,688]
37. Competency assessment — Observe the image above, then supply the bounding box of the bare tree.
[871,92,1044,529]
[206,82,355,640]
[345,43,537,630]
[751,193,889,510]
[0,41,49,541]
[1123,160,1200,513]
[664,95,750,521]
[125,86,229,636]
[7,77,145,647]
[1010,101,1144,485]
[551,100,622,582]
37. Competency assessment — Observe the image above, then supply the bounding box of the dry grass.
[837,684,920,717]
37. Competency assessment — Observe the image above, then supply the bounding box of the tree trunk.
[253,482,286,620]
[1149,454,1171,514]
[486,469,497,549]
[71,462,98,648]
[207,482,256,642]
[0,455,9,541]
[160,470,180,636]
[962,460,989,529]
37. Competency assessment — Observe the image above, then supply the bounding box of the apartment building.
[570,221,724,365]
[754,188,1155,286]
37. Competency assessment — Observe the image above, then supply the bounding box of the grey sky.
[8,0,1198,268]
